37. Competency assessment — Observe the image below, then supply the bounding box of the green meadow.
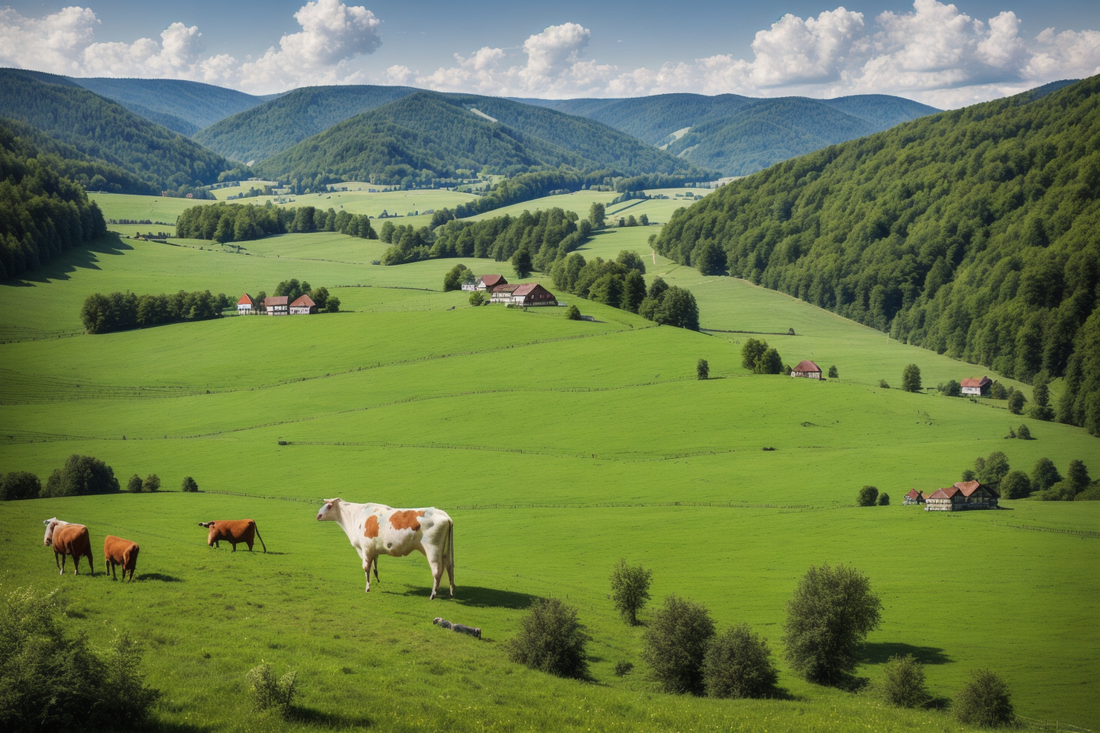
[1,195,1098,732]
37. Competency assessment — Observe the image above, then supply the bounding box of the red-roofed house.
[903,489,926,505]
[237,293,255,315]
[925,480,999,511]
[791,360,822,379]
[264,296,289,316]
[489,282,557,306]
[961,376,992,396]
[476,274,507,291]
[289,294,316,315]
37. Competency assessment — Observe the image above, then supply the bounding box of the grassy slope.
[1,196,1097,732]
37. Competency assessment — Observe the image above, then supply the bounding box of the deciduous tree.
[609,559,653,626]
[703,624,779,699]
[643,595,715,695]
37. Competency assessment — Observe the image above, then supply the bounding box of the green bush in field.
[828,365,839,379]
[783,564,882,685]
[703,623,779,699]
[875,654,930,708]
[609,558,653,626]
[999,471,1031,499]
[697,359,709,380]
[0,587,159,731]
[902,364,922,392]
[181,476,199,493]
[953,669,1014,727]
[0,472,40,501]
[508,598,590,680]
[1008,390,1026,414]
[142,473,161,493]
[877,492,890,506]
[245,661,298,719]
[42,454,119,497]
[857,485,879,506]
[469,291,486,307]
[127,474,143,493]
[565,304,581,320]
[643,595,715,695]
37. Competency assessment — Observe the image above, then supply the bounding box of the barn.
[791,360,822,379]
[925,480,999,511]
[476,274,507,291]
[289,294,316,315]
[489,283,558,306]
[264,296,289,316]
[961,376,992,396]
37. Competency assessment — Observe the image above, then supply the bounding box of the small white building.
[264,296,289,316]
[961,376,991,396]
[289,294,316,315]
[791,359,822,379]
[237,293,255,315]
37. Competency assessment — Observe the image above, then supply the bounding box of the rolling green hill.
[655,75,1100,434]
[0,69,238,192]
[71,77,268,135]
[525,93,938,176]
[252,91,706,186]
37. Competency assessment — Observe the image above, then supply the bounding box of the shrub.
[940,379,961,397]
[901,364,922,392]
[1007,390,1026,414]
[245,662,298,719]
[1016,423,1032,440]
[508,598,589,679]
[697,358,709,380]
[875,654,930,708]
[142,474,161,493]
[828,365,839,379]
[181,476,199,493]
[127,474,143,493]
[0,471,40,501]
[879,379,890,389]
[469,291,486,307]
[703,623,779,699]
[642,595,715,695]
[999,471,1031,499]
[1030,457,1062,493]
[953,669,1014,727]
[782,564,882,685]
[1004,426,1016,439]
[609,558,653,625]
[877,492,890,506]
[857,485,879,506]
[614,661,634,677]
[42,454,120,497]
[565,304,581,320]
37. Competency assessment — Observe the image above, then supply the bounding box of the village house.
[903,489,931,505]
[263,295,289,316]
[476,274,507,291]
[961,376,992,396]
[791,359,822,379]
[289,294,316,315]
[924,480,999,511]
[237,293,255,315]
[489,282,558,306]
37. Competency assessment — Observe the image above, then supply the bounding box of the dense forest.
[175,201,376,243]
[655,76,1100,434]
[0,69,240,194]
[0,125,107,280]
[527,93,937,176]
[81,289,225,334]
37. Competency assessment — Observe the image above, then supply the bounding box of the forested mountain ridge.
[252,91,707,187]
[525,92,938,176]
[0,69,239,192]
[654,75,1100,434]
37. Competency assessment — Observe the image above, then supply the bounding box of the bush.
[642,595,715,695]
[0,471,40,501]
[999,470,1031,499]
[127,474,143,493]
[697,358,709,380]
[940,379,961,397]
[609,558,653,625]
[703,623,779,699]
[1016,423,1032,440]
[181,476,199,493]
[245,662,298,719]
[857,485,879,506]
[902,364,922,392]
[1007,390,1026,414]
[782,564,882,685]
[469,291,486,307]
[614,661,634,677]
[0,587,159,732]
[508,598,590,679]
[828,365,839,379]
[141,473,161,493]
[565,304,581,320]
[877,492,890,506]
[875,654,930,708]
[879,379,890,389]
[953,669,1014,727]
[42,454,120,497]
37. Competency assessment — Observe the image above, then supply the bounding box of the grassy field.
[1,194,1098,732]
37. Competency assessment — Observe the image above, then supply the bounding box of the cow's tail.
[254,523,268,554]
[447,519,455,587]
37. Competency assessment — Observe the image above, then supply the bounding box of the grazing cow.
[103,535,140,582]
[42,518,94,576]
[316,498,454,599]
[198,519,266,553]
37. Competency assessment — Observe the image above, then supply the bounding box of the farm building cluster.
[904,480,999,511]
[463,274,558,307]
[236,293,317,315]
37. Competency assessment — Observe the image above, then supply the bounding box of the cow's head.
[42,518,60,546]
[317,498,342,521]
[198,521,216,545]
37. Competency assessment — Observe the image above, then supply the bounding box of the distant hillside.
[655,76,1100,434]
[526,93,938,176]
[252,91,706,186]
[71,77,266,135]
[0,69,239,192]
[194,85,418,163]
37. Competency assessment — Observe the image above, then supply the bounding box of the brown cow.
[198,519,266,553]
[103,535,140,582]
[42,518,94,576]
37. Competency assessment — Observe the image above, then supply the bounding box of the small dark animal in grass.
[42,518,94,575]
[198,519,267,553]
[433,617,481,639]
[103,535,140,582]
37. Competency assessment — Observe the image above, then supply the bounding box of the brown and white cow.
[316,498,454,599]
[198,519,266,553]
[42,518,94,576]
[103,535,140,582]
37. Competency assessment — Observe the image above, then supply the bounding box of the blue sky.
[2,0,1098,107]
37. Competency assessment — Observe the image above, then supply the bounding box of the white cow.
[316,498,455,600]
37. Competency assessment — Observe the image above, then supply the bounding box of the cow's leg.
[427,554,444,601]
[73,553,81,575]
[231,541,236,553]
[362,555,373,593]
[55,551,64,575]
[446,554,455,598]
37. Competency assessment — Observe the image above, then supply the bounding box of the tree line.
[81,290,227,334]
[654,78,1100,435]
[175,202,376,243]
[0,126,108,280]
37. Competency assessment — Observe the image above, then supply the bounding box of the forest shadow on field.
[147,720,214,733]
[862,642,951,666]
[137,572,183,582]
[398,584,537,609]
[289,705,372,729]
[2,234,133,287]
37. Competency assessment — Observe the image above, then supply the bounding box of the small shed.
[961,376,991,396]
[237,293,254,315]
[264,296,289,316]
[289,294,316,315]
[791,360,822,379]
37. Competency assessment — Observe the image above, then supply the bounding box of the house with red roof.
[263,296,289,316]
[961,376,992,396]
[476,274,507,291]
[237,293,255,315]
[289,294,316,315]
[791,360,822,379]
[925,480,999,511]
[489,282,557,306]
